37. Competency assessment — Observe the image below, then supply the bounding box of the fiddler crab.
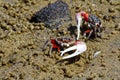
[76,11,102,40]
[42,37,87,60]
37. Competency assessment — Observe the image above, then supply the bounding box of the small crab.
[76,11,102,40]
[42,37,75,56]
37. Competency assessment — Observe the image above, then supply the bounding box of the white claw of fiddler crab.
[76,13,82,40]
[60,41,87,59]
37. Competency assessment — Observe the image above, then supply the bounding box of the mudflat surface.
[0,0,120,80]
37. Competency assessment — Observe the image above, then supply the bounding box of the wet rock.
[30,0,72,29]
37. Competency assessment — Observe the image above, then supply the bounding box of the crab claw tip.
[60,51,64,56]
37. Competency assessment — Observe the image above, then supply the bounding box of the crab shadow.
[68,24,88,37]
[67,25,77,38]
[55,51,83,65]
[56,55,83,65]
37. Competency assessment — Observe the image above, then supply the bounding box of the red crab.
[42,37,75,56]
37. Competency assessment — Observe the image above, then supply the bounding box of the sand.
[0,0,120,80]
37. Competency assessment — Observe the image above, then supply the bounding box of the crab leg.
[94,26,97,38]
[49,45,52,55]
[87,29,93,39]
[42,40,50,51]
[98,27,102,38]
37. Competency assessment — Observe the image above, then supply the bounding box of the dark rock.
[30,0,72,29]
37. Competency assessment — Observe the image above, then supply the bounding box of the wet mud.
[0,0,120,80]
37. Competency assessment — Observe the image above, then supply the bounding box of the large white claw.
[76,15,82,40]
[61,41,87,59]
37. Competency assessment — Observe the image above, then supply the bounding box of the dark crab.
[76,11,102,40]
[84,14,102,39]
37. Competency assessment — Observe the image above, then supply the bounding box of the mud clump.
[115,23,120,31]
